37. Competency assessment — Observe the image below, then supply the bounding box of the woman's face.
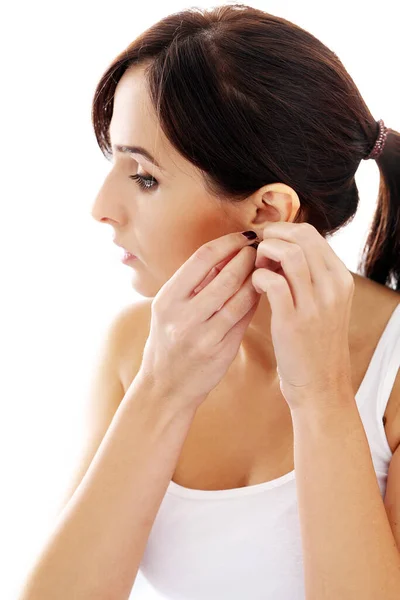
[91,64,251,298]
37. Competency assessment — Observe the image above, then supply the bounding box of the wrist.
[130,370,203,421]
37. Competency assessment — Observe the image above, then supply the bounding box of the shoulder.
[350,272,399,343]
[114,298,153,393]
[352,273,400,452]
[104,298,152,356]
[115,298,153,336]
[351,271,399,311]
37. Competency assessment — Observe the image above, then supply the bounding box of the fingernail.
[241,230,257,240]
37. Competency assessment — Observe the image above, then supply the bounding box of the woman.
[21,5,400,600]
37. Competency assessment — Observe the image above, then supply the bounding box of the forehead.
[108,66,198,180]
[109,67,157,144]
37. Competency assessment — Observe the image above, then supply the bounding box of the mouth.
[122,251,138,263]
[114,241,138,259]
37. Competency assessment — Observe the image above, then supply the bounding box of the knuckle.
[195,243,214,262]
[302,304,318,322]
[165,322,185,344]
[299,222,314,233]
[295,222,314,240]
[168,320,198,351]
[151,296,163,314]
[227,284,255,316]
[239,291,254,312]
[221,268,241,288]
[287,244,303,260]
[198,332,215,356]
[321,289,337,309]
[219,306,236,325]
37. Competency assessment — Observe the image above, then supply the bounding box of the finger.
[252,268,294,320]
[192,268,218,296]
[261,222,335,302]
[192,251,241,296]
[260,223,327,285]
[255,239,314,311]
[206,273,260,340]
[165,232,258,301]
[217,293,260,347]
[192,246,257,321]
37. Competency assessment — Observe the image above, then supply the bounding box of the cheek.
[145,197,233,274]
[147,234,189,279]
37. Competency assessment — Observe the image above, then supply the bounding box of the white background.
[1,1,398,598]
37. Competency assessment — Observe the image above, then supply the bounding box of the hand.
[138,232,260,412]
[251,222,355,411]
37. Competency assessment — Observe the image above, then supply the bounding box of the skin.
[91,62,357,375]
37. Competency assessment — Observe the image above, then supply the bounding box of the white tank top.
[130,301,400,600]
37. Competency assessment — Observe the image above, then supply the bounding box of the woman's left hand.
[251,222,355,412]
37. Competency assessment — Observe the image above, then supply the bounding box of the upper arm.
[57,301,147,513]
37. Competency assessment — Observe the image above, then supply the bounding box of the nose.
[90,167,131,229]
[90,178,119,225]
[90,188,107,223]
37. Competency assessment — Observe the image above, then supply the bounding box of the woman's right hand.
[137,232,261,411]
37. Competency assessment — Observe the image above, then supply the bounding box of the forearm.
[291,390,400,600]
[20,375,199,600]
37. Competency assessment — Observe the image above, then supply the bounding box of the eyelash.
[130,174,158,191]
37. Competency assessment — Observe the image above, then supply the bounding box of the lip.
[114,241,138,258]
[122,251,138,264]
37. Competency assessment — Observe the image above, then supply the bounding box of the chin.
[129,278,161,299]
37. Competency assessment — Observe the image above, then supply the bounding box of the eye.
[130,173,158,191]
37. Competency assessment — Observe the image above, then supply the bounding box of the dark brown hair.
[91,4,400,291]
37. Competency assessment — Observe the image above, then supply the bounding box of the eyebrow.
[112,144,165,172]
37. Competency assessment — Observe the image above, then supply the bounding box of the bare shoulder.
[116,298,152,341]
[351,272,400,452]
[350,272,399,341]
[351,271,399,313]
[117,298,153,394]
